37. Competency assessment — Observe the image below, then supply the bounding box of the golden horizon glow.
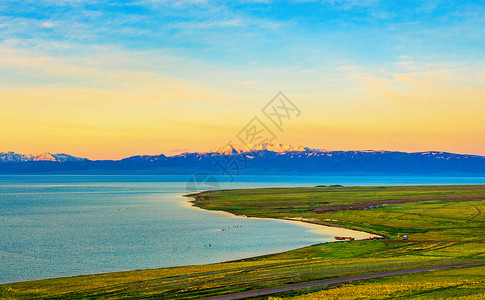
[1,1,484,159]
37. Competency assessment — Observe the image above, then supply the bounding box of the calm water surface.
[1,175,484,283]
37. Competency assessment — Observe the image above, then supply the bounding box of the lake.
[1,174,484,284]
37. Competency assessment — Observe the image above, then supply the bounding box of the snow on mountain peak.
[28,152,57,161]
[208,143,325,154]
[0,152,86,163]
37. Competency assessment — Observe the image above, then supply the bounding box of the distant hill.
[208,143,325,155]
[0,152,87,163]
[1,143,485,175]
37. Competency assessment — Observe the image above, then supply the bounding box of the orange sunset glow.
[1,1,484,159]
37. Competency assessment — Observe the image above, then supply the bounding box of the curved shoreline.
[182,194,384,242]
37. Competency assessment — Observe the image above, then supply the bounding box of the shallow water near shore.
[1,174,484,284]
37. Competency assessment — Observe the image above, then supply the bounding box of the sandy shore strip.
[278,217,381,240]
[181,194,383,241]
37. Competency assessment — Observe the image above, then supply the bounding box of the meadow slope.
[1,185,484,299]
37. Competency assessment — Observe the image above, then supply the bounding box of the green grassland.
[194,185,485,241]
[1,185,484,299]
[269,264,485,300]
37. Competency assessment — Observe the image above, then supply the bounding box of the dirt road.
[197,262,484,300]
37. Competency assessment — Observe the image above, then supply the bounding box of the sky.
[0,0,484,159]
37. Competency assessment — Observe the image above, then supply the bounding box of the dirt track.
[197,262,485,300]
[311,196,485,213]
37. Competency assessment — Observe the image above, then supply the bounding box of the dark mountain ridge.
[1,144,484,175]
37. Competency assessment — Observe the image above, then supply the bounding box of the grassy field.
[1,185,484,299]
[193,185,485,241]
[269,264,485,300]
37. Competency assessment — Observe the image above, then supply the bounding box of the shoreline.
[182,194,384,241]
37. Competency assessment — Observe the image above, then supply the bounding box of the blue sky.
[1,1,484,158]
[2,0,483,65]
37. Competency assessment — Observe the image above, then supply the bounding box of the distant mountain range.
[0,152,87,163]
[208,143,325,155]
[1,143,485,175]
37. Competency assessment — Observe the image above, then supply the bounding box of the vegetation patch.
[1,185,483,299]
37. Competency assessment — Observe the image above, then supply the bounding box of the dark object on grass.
[335,236,355,241]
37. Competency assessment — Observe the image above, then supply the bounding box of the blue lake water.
[1,174,484,284]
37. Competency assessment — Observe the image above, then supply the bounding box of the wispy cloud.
[1,0,485,157]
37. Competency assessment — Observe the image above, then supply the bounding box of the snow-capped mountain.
[1,145,484,175]
[0,152,87,163]
[208,143,325,155]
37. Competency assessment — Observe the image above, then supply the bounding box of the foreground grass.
[1,185,484,299]
[269,264,485,300]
